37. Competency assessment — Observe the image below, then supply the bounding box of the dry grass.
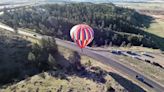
[116,3,164,10]
[3,72,105,92]
[116,55,164,86]
[144,19,164,38]
[57,46,148,92]
[2,46,128,92]
[93,46,161,53]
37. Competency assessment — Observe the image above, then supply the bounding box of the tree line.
[0,3,158,48]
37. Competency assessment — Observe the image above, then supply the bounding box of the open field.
[116,2,164,10]
[117,2,164,51]
[144,19,164,38]
[143,18,164,50]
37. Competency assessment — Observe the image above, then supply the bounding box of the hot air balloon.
[70,24,94,51]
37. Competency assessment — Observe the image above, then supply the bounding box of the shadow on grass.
[64,51,107,83]
[55,52,146,91]
[130,13,164,51]
[47,51,107,83]
[109,72,146,92]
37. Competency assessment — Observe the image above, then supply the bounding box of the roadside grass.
[93,46,161,53]
[116,55,164,85]
[113,46,161,52]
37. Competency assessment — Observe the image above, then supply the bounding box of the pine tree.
[109,41,113,47]
[48,54,58,70]
[120,41,126,47]
[127,43,132,48]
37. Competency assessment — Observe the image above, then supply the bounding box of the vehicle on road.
[136,75,154,88]
[136,75,144,82]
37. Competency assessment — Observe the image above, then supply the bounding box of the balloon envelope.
[70,24,94,48]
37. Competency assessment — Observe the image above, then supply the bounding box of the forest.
[0,3,158,48]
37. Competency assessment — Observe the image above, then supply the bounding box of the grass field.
[116,2,164,10]
[116,2,164,50]
[144,18,164,50]
[144,19,164,38]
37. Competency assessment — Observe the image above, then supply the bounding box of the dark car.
[143,53,154,58]
[127,51,139,56]
[111,50,122,55]
[136,75,144,82]
[136,75,154,88]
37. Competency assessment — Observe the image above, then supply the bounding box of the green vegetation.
[1,46,146,92]
[144,19,164,38]
[0,30,147,92]
[0,30,32,85]
[0,3,160,49]
[0,29,59,86]
[143,19,164,51]
[116,2,164,50]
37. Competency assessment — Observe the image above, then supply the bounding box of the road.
[0,21,164,92]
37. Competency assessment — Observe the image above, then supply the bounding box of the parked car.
[127,51,139,56]
[143,53,154,58]
[111,50,122,55]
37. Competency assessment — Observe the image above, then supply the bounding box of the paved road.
[0,22,164,92]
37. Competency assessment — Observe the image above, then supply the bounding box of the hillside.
[0,29,147,92]
[2,0,163,4]
[0,3,161,50]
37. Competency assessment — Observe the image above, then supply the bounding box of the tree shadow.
[140,30,164,51]
[109,72,146,92]
[60,51,147,91]
[51,51,107,83]
[54,51,146,92]
[0,32,35,86]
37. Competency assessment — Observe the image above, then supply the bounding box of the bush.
[48,54,58,70]
[85,60,92,67]
[28,52,36,62]
[0,65,20,84]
